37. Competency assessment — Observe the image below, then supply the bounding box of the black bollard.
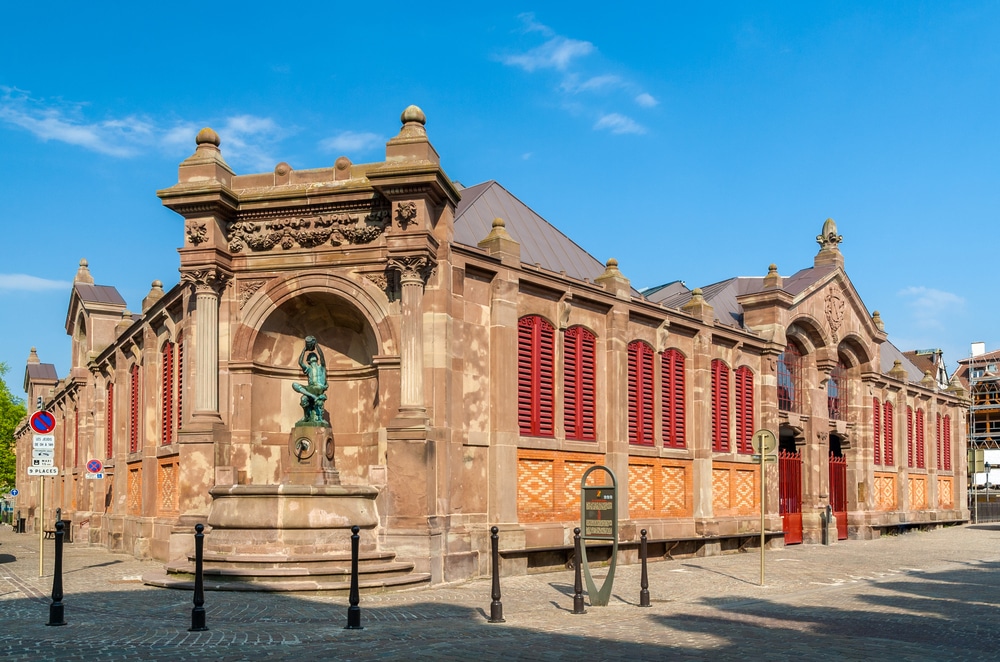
[488,525,505,623]
[46,520,66,626]
[189,523,208,631]
[572,527,585,614]
[639,529,650,607]
[345,525,363,629]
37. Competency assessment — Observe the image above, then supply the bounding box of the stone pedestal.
[285,424,340,486]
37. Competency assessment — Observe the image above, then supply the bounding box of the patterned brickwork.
[712,462,760,516]
[874,472,897,511]
[908,476,927,510]
[628,464,654,512]
[127,464,142,516]
[158,460,178,514]
[661,466,687,514]
[937,477,953,508]
[626,458,692,518]
[517,450,602,523]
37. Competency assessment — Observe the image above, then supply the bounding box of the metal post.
[572,527,585,614]
[46,520,66,626]
[345,525,363,629]
[189,523,208,631]
[639,529,650,607]
[488,526,505,623]
[39,478,45,577]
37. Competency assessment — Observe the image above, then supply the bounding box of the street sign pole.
[39,477,44,577]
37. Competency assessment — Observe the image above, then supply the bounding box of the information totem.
[579,465,618,606]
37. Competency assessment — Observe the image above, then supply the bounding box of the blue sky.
[1,2,997,399]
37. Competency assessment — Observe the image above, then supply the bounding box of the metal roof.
[453,181,608,283]
[74,283,126,306]
[25,363,58,382]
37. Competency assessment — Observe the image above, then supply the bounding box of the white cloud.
[319,131,384,154]
[0,274,71,292]
[635,92,658,108]
[594,113,646,135]
[516,12,554,37]
[898,286,965,329]
[502,36,595,72]
[562,74,622,94]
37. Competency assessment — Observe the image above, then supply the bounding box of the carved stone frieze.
[364,272,388,291]
[237,279,267,309]
[227,207,390,253]
[186,220,208,245]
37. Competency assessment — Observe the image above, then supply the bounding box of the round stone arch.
[837,333,874,372]
[231,273,399,485]
[785,315,829,355]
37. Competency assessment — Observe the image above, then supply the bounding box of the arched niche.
[786,316,828,355]
[246,292,385,485]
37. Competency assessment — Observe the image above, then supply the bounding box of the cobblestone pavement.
[2,523,999,661]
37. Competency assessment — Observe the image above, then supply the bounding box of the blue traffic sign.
[9,489,17,497]
[30,411,56,434]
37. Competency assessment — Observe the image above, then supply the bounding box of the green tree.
[0,362,27,493]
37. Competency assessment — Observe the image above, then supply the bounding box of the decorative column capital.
[181,268,231,295]
[388,256,433,285]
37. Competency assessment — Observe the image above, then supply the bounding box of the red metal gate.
[829,454,848,540]
[779,449,803,544]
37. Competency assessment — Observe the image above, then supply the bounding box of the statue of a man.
[292,335,328,425]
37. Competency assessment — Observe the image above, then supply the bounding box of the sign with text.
[84,473,104,480]
[33,434,55,449]
[32,457,54,467]
[32,449,54,459]
[582,487,616,539]
[27,467,58,476]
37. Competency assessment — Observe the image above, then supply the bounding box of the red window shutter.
[907,406,914,468]
[735,367,754,454]
[883,401,893,466]
[873,397,881,465]
[74,409,80,467]
[130,364,140,453]
[161,342,174,445]
[936,413,942,469]
[712,360,730,452]
[517,316,555,437]
[176,340,184,433]
[916,410,925,468]
[106,382,114,459]
[628,341,654,445]
[943,415,951,470]
[661,349,685,448]
[564,326,596,441]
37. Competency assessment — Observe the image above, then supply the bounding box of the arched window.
[711,359,730,452]
[883,401,894,466]
[661,349,686,448]
[873,397,881,465]
[777,343,803,413]
[564,326,596,441]
[828,361,845,420]
[517,316,555,437]
[735,366,755,454]
[628,340,654,445]
[129,363,141,454]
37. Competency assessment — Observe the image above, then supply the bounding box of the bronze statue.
[293,336,328,425]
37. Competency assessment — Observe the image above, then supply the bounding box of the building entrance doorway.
[829,434,848,540]
[778,428,802,544]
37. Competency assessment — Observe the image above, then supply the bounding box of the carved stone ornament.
[186,220,208,245]
[388,256,431,283]
[825,288,846,337]
[364,272,388,291]
[227,207,390,253]
[395,201,418,229]
[237,279,267,309]
[181,268,230,294]
[817,431,829,443]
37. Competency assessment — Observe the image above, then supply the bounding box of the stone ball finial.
[492,217,506,228]
[274,162,291,176]
[606,258,619,268]
[401,105,426,126]
[768,263,777,274]
[196,127,221,147]
[692,287,704,297]
[152,280,163,289]
[335,156,352,171]
[80,258,88,267]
